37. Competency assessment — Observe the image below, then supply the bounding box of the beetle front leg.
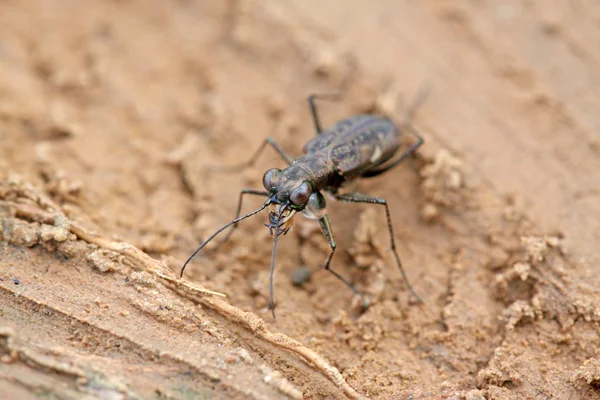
[318,214,368,309]
[215,137,293,171]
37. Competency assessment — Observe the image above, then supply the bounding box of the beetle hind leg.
[363,83,431,178]
[361,127,424,178]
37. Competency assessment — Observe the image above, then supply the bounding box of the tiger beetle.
[180,89,428,318]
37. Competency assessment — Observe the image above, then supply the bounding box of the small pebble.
[420,203,439,222]
[290,266,312,286]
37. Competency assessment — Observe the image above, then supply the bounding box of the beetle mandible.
[180,90,428,318]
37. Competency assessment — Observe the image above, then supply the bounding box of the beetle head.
[262,167,326,235]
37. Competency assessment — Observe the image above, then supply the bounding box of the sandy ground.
[1,1,600,399]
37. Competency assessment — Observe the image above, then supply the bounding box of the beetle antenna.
[180,201,270,278]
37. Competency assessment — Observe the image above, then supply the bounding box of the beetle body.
[264,114,402,232]
[181,95,425,318]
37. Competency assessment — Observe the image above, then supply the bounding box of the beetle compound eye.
[302,191,326,220]
[262,168,280,190]
[290,182,312,206]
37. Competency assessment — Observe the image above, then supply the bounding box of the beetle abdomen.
[304,115,400,177]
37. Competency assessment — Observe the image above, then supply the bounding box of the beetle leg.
[205,189,270,255]
[307,93,341,135]
[363,83,431,178]
[361,126,424,178]
[335,192,423,303]
[215,137,293,171]
[318,214,369,309]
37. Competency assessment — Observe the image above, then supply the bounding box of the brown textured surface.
[1,1,599,399]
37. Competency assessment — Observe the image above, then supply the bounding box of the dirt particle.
[129,271,157,288]
[226,348,255,365]
[40,223,71,242]
[310,45,346,83]
[93,299,110,309]
[486,246,510,270]
[56,240,89,259]
[420,149,465,210]
[6,220,41,247]
[545,235,563,250]
[572,358,600,389]
[492,260,535,301]
[41,168,84,204]
[348,207,382,268]
[420,202,439,223]
[478,361,523,387]
[520,236,548,263]
[86,249,120,273]
[504,300,535,331]
[465,389,486,400]
[513,262,531,281]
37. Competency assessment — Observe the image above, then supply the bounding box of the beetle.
[180,91,427,318]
